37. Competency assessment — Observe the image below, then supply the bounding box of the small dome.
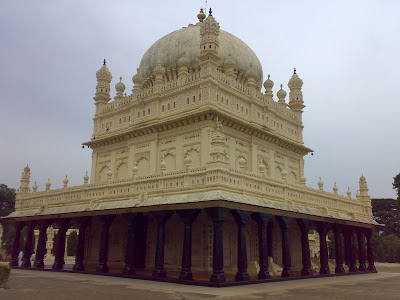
[178,55,190,68]
[115,77,126,93]
[153,64,166,75]
[224,53,236,68]
[277,84,287,99]
[263,75,274,90]
[84,171,89,183]
[24,164,30,173]
[288,68,303,89]
[32,181,38,192]
[63,175,69,184]
[96,63,112,82]
[132,68,142,84]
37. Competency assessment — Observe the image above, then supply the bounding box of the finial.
[103,59,106,66]
[268,74,270,79]
[209,7,212,16]
[280,84,283,88]
[293,67,296,75]
[119,76,122,82]
[198,8,206,22]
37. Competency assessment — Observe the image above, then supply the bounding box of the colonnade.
[10,207,377,283]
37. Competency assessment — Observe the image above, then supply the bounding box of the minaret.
[114,77,125,101]
[94,59,112,115]
[288,68,305,115]
[359,175,373,216]
[198,8,220,76]
[19,165,31,194]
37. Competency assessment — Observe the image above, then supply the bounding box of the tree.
[0,185,16,253]
[393,173,400,202]
[66,230,78,256]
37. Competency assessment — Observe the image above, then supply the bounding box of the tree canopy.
[0,184,16,253]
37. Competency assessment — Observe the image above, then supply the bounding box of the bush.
[0,265,10,288]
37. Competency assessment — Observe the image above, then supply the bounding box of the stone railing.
[15,166,370,222]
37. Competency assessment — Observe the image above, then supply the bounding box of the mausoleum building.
[6,9,378,286]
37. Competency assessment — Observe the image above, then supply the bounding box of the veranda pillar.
[73,217,90,271]
[96,215,114,273]
[151,211,173,278]
[276,216,293,278]
[21,221,36,268]
[356,228,367,272]
[252,212,272,279]
[122,213,139,275]
[52,219,70,270]
[296,219,313,276]
[316,222,330,275]
[206,207,229,283]
[10,221,25,267]
[365,228,377,272]
[34,220,51,268]
[231,210,252,281]
[176,209,201,280]
[344,226,357,272]
[331,223,345,274]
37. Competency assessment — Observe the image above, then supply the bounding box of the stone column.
[343,228,349,267]
[276,216,293,278]
[365,228,376,272]
[331,223,345,274]
[344,226,357,272]
[10,221,25,267]
[96,215,114,273]
[252,212,272,279]
[73,217,90,271]
[356,228,367,272]
[21,221,37,268]
[231,210,252,281]
[176,209,201,280]
[52,219,70,270]
[34,220,51,269]
[46,227,54,258]
[296,219,313,276]
[122,213,139,275]
[267,221,273,257]
[316,222,330,275]
[151,211,173,278]
[206,207,229,283]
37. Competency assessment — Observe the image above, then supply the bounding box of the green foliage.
[372,198,400,237]
[66,230,78,256]
[393,173,400,201]
[372,230,400,262]
[0,264,10,288]
[0,185,16,254]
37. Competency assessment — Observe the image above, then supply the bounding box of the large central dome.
[138,23,263,84]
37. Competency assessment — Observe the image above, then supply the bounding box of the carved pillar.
[96,215,114,273]
[34,220,51,268]
[296,219,313,276]
[316,222,330,275]
[331,223,345,274]
[231,210,251,281]
[176,209,201,280]
[356,228,367,272]
[122,213,139,275]
[365,228,376,272]
[52,219,70,270]
[151,210,173,278]
[10,221,25,267]
[252,212,272,279]
[21,221,36,268]
[206,207,229,283]
[276,216,293,278]
[73,217,90,271]
[344,226,357,272]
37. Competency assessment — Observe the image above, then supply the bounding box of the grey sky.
[1,0,399,199]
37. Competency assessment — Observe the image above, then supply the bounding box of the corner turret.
[18,164,31,194]
[94,59,112,114]
[288,68,305,114]
[199,9,220,66]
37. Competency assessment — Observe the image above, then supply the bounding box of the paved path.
[1,264,400,299]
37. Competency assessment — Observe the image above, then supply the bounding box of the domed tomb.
[138,23,263,85]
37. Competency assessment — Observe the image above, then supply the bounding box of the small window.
[162,105,164,112]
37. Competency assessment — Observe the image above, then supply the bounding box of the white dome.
[138,23,263,84]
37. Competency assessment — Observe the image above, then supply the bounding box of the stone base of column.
[281,268,293,278]
[73,263,85,272]
[21,259,31,268]
[335,266,345,274]
[52,261,64,270]
[358,265,367,272]
[301,267,313,276]
[152,268,166,278]
[348,264,358,273]
[368,265,377,272]
[179,270,193,280]
[9,260,19,267]
[122,265,135,275]
[34,261,44,269]
[210,272,226,283]
[235,271,250,281]
[319,266,330,275]
[96,264,109,273]
[258,270,271,280]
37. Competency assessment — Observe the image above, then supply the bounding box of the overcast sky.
[1,0,399,199]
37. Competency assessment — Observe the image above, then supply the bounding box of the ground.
[1,263,399,299]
